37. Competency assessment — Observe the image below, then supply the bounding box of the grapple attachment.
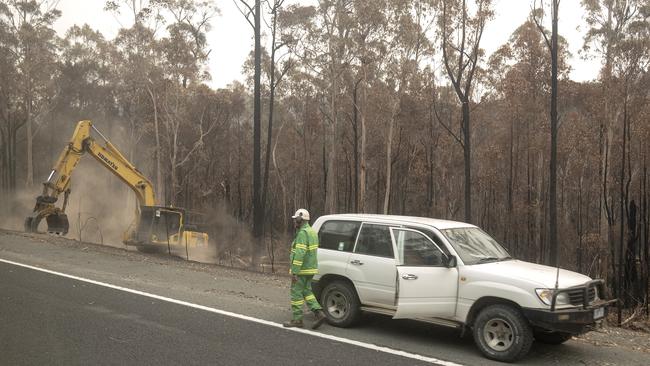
[25,212,69,235]
[24,194,70,235]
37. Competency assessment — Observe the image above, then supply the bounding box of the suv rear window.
[319,220,361,252]
[355,224,394,258]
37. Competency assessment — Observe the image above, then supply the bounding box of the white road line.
[0,257,465,366]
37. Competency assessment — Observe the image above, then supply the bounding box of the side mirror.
[446,255,457,268]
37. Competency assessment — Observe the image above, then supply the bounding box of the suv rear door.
[346,223,397,308]
[390,227,458,319]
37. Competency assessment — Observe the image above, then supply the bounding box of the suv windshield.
[441,227,511,265]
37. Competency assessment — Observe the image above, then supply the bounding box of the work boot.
[283,319,304,328]
[311,310,327,330]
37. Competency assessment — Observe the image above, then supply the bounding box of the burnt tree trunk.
[462,101,472,223]
[252,0,263,269]
[352,79,361,212]
[617,98,628,324]
[641,159,650,317]
[548,0,559,267]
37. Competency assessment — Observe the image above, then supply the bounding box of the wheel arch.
[466,296,524,327]
[315,274,358,301]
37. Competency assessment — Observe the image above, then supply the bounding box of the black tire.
[473,304,534,363]
[321,281,361,327]
[534,331,572,345]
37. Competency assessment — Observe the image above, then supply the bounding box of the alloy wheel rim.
[483,318,514,352]
[326,290,348,319]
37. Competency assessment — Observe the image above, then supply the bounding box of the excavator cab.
[131,206,182,246]
[127,206,209,251]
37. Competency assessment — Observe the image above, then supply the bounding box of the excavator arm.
[25,120,156,235]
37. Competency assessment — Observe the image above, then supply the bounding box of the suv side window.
[393,229,446,266]
[319,220,361,252]
[354,224,394,258]
[409,227,451,256]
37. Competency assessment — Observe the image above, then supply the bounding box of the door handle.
[402,274,418,280]
[350,259,364,265]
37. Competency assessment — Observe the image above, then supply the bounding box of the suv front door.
[346,223,397,308]
[390,228,458,319]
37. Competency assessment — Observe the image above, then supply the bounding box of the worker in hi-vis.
[283,209,327,329]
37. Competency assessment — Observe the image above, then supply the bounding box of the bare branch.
[433,95,463,147]
[532,0,552,50]
[234,0,255,29]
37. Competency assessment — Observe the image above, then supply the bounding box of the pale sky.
[52,0,600,89]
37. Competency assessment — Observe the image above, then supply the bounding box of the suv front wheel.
[321,281,361,327]
[473,304,534,362]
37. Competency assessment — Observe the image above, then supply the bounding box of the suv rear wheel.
[473,304,533,362]
[321,281,361,327]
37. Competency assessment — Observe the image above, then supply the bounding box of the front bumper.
[523,299,617,334]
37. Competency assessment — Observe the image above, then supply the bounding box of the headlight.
[535,288,570,306]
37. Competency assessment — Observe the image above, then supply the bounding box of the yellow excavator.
[24,120,209,252]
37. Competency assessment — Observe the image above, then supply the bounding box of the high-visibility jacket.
[290,222,319,275]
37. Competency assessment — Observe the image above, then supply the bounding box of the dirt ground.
[576,320,650,355]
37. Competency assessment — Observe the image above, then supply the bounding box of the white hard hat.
[291,208,310,220]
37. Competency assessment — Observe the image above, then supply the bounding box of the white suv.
[311,214,614,362]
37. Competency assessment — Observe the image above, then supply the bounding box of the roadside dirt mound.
[0,228,290,276]
[577,324,650,354]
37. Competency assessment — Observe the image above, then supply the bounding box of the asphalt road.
[0,261,435,366]
[1,230,649,366]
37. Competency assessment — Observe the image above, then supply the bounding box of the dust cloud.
[0,156,139,248]
[200,205,263,267]
[1,189,38,231]
[0,158,290,270]
[171,204,293,272]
